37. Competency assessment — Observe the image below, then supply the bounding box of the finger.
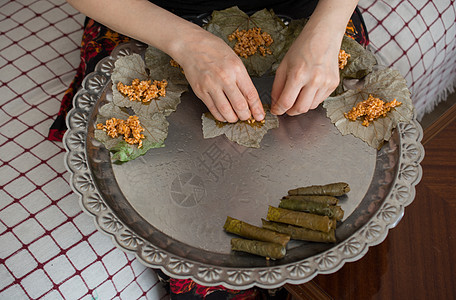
[196,91,226,122]
[271,75,304,116]
[271,65,286,107]
[209,90,238,123]
[207,101,227,122]
[212,109,227,122]
[224,85,251,121]
[309,73,339,110]
[310,87,331,110]
[236,72,264,121]
[286,84,317,116]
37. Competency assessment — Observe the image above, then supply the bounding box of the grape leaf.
[202,106,279,148]
[94,103,168,162]
[144,45,189,86]
[111,53,186,116]
[204,6,288,77]
[333,35,378,95]
[340,35,377,80]
[112,53,149,84]
[323,67,414,149]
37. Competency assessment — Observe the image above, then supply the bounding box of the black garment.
[150,0,319,19]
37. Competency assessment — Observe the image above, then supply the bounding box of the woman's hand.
[66,0,264,123]
[174,29,265,122]
[270,0,358,116]
[271,26,340,116]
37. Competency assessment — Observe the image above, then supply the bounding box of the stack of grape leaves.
[95,6,414,162]
[95,48,188,163]
[94,102,169,162]
[324,67,414,149]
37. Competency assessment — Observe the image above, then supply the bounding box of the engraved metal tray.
[64,41,424,289]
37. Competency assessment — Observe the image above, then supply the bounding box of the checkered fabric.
[0,0,167,299]
[358,0,456,120]
[1,0,456,299]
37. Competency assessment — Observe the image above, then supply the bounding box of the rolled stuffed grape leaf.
[111,53,186,116]
[204,6,288,76]
[323,67,414,149]
[201,106,279,148]
[94,103,169,162]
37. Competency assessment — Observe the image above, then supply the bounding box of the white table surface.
[0,1,167,299]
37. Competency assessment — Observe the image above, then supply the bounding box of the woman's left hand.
[270,0,359,116]
[270,25,340,116]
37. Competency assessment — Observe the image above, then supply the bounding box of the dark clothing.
[151,0,319,19]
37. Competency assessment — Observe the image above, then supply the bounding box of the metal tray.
[64,41,424,289]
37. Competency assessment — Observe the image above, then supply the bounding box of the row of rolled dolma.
[224,182,350,259]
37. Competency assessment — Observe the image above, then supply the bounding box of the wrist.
[165,23,207,61]
[305,0,358,42]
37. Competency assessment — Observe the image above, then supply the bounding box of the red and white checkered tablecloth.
[1,0,455,299]
[0,1,167,299]
[358,0,456,119]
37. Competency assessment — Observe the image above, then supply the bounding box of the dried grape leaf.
[340,35,377,79]
[204,6,288,77]
[94,103,168,162]
[112,53,149,84]
[144,45,188,86]
[111,53,186,116]
[333,35,377,95]
[118,82,184,117]
[202,106,279,148]
[323,67,413,149]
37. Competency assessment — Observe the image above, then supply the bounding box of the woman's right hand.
[172,29,265,122]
